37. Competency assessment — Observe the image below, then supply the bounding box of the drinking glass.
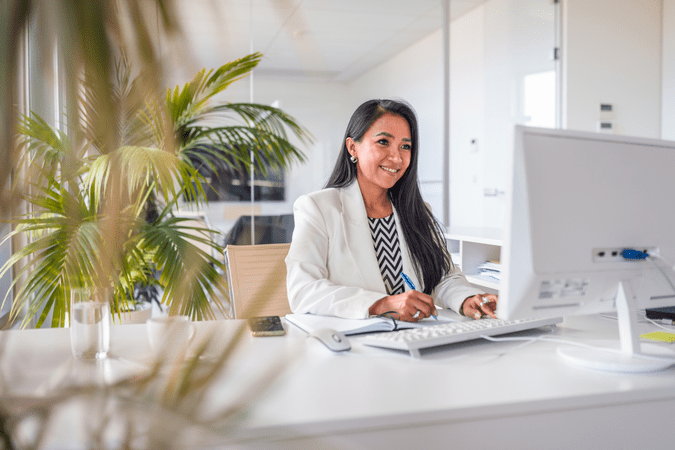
[70,288,111,360]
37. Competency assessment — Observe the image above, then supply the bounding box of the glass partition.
[450,0,558,229]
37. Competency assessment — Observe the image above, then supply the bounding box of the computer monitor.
[497,125,675,372]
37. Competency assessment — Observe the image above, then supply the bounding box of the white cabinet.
[445,227,502,294]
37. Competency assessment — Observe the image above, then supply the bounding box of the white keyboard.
[360,316,563,357]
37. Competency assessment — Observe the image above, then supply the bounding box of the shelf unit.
[445,227,502,294]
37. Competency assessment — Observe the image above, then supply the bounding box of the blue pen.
[401,272,437,320]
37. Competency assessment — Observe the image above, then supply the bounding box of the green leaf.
[168,53,263,128]
[138,215,228,320]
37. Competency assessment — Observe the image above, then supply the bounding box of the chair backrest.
[224,243,292,319]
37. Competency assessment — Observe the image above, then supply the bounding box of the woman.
[286,99,497,321]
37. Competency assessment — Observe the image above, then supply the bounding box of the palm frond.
[0,183,105,327]
[168,53,263,130]
[174,97,311,177]
[16,113,73,185]
[79,55,157,153]
[182,125,306,176]
[205,103,312,144]
[138,214,229,320]
[86,145,207,212]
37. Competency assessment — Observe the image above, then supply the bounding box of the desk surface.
[2,313,675,449]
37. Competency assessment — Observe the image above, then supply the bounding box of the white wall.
[663,0,675,140]
[449,7,485,228]
[563,0,662,138]
[348,30,445,215]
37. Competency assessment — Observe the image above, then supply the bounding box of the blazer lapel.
[339,182,387,293]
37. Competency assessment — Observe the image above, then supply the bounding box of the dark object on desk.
[248,316,286,337]
[309,328,352,352]
[645,306,675,321]
[223,214,294,246]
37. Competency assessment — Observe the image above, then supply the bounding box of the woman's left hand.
[461,294,498,319]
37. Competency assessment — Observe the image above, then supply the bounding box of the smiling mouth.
[380,166,399,173]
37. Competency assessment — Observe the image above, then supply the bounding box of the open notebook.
[285,311,457,336]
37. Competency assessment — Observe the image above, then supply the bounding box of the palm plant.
[1,52,310,328]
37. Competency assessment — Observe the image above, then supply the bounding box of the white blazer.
[285,181,483,319]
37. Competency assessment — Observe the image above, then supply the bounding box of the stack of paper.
[476,261,501,282]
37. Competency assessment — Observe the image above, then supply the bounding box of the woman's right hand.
[368,290,437,322]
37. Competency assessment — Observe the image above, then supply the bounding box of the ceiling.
[174,0,485,82]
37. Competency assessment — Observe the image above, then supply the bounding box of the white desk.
[2,314,675,449]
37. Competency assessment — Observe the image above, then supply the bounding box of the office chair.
[224,243,292,319]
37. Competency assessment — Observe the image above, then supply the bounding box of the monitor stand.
[557,281,675,373]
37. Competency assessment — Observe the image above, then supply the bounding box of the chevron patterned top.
[368,213,404,296]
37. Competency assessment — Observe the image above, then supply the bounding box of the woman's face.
[346,113,412,195]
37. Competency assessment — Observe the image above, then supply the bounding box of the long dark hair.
[325,99,454,295]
